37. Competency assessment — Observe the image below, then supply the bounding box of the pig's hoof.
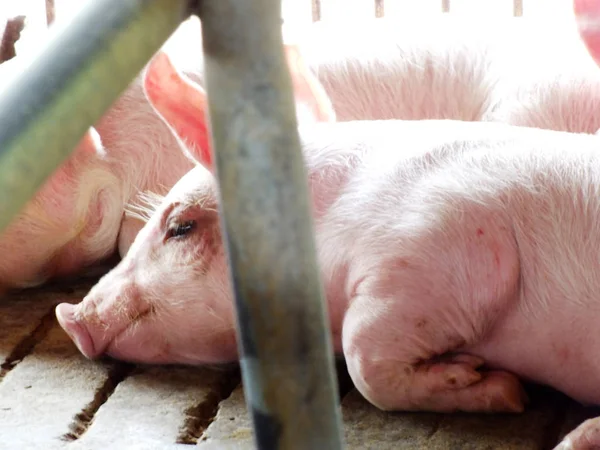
[55,303,97,359]
[353,353,528,413]
[413,364,528,413]
[554,417,600,450]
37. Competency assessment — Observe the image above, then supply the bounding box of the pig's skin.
[57,118,600,416]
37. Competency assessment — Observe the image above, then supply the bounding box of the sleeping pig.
[57,37,600,448]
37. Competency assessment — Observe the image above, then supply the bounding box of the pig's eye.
[167,220,196,240]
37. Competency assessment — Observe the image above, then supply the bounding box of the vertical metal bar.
[0,0,190,235]
[375,0,385,18]
[312,0,322,22]
[514,0,523,16]
[194,0,344,448]
[442,0,450,13]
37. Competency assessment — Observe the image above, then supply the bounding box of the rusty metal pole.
[0,0,189,235]
[193,0,344,449]
[0,16,25,63]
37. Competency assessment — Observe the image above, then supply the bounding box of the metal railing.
[0,0,344,449]
[309,0,529,20]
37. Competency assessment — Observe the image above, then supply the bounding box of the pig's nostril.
[55,303,98,359]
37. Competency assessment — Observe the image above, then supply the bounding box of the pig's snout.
[56,303,98,358]
[56,277,147,360]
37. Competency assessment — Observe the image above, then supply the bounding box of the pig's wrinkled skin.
[6,14,600,291]
[57,117,600,420]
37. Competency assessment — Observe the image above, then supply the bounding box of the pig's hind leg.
[342,196,527,413]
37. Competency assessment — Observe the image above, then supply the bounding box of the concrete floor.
[0,274,598,450]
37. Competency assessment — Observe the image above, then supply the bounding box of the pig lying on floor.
[57,45,600,448]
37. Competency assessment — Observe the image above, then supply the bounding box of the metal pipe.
[194,0,344,449]
[0,0,190,235]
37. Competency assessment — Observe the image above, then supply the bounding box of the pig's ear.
[143,50,213,170]
[574,0,600,66]
[284,44,337,124]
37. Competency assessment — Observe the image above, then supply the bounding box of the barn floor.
[0,271,598,450]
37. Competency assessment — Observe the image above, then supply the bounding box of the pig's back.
[300,18,500,122]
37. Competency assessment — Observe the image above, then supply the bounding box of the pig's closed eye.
[167,220,196,240]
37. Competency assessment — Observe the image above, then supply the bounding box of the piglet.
[57,48,600,446]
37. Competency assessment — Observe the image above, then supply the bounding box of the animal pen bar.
[0,0,344,449]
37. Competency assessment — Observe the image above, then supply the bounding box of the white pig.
[55,112,600,433]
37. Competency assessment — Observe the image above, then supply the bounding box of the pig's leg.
[554,418,600,450]
[342,197,527,413]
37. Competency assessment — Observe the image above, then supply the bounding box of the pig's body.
[57,119,600,416]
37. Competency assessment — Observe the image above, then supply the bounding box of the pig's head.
[56,163,238,365]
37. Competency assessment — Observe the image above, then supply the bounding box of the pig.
[56,87,600,441]
[5,14,600,293]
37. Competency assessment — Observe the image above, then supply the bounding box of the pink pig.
[57,39,600,450]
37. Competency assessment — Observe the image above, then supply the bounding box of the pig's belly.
[466,306,600,406]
